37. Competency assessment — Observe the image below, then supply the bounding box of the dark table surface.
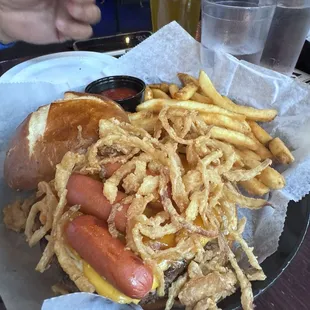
[0,41,309,310]
[255,229,310,310]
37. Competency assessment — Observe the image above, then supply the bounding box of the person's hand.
[0,0,101,44]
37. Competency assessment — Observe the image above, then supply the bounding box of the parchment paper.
[1,22,310,310]
[104,22,310,259]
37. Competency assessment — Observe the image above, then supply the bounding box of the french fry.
[144,86,153,101]
[152,89,171,99]
[249,132,273,160]
[269,137,295,164]
[128,110,154,122]
[223,185,268,209]
[223,97,278,122]
[173,83,198,100]
[255,145,273,160]
[199,71,278,122]
[209,140,244,168]
[258,168,286,190]
[248,121,272,145]
[242,158,286,190]
[128,111,157,133]
[148,83,170,93]
[200,113,251,134]
[191,92,213,104]
[235,148,261,162]
[137,99,246,121]
[239,178,270,196]
[169,84,179,98]
[63,92,80,100]
[178,73,199,87]
[131,117,157,133]
[197,89,207,96]
[210,127,258,150]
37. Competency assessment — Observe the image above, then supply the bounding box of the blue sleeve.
[0,42,15,50]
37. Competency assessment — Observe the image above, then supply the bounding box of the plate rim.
[0,51,117,83]
[225,195,310,310]
[254,197,310,296]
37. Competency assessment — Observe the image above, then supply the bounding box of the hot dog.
[65,215,153,299]
[66,161,161,233]
[66,174,129,233]
[103,162,122,178]
[66,171,173,232]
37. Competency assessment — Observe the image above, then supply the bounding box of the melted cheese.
[159,233,176,247]
[194,215,210,246]
[83,262,158,304]
[81,214,210,304]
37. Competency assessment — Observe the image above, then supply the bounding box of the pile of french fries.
[129,71,294,197]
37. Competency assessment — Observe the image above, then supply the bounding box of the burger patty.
[40,237,80,293]
[39,238,188,304]
[139,260,188,305]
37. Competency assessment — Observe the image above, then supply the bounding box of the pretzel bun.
[4,92,129,190]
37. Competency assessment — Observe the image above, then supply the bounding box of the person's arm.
[0,25,15,49]
[0,0,101,45]
[0,20,14,45]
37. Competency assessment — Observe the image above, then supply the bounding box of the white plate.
[0,51,117,85]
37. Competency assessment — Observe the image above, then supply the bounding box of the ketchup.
[101,87,137,101]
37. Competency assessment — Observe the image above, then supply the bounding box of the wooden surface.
[255,229,310,310]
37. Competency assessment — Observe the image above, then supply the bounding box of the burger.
[3,91,263,310]
[3,92,192,307]
[4,91,128,191]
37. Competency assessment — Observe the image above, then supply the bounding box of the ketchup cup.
[85,76,146,112]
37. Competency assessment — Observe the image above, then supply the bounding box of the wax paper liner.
[1,22,310,310]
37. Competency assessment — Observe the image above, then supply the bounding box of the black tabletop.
[0,41,74,61]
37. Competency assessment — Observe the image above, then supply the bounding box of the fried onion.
[54,206,95,292]
[165,274,188,310]
[5,103,283,310]
[219,234,253,310]
[25,182,58,247]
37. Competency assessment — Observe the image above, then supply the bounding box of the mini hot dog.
[66,174,129,233]
[66,172,172,233]
[65,215,153,299]
[103,162,122,178]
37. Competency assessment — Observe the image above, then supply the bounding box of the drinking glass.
[150,0,201,37]
[260,0,310,76]
[201,0,276,65]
